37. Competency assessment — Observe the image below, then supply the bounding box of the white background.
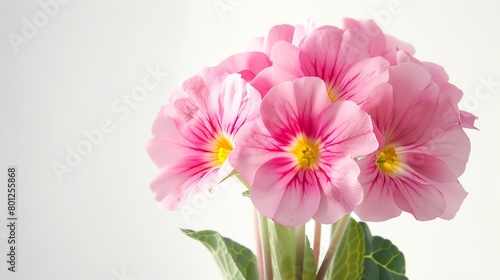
[0,0,499,279]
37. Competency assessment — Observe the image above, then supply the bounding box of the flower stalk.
[259,214,273,280]
[316,213,351,280]
[296,225,306,279]
[313,221,322,264]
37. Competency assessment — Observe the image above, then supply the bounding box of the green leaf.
[266,221,317,280]
[327,218,366,280]
[181,229,258,280]
[359,222,408,280]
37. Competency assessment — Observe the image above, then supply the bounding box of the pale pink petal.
[335,57,389,104]
[229,119,284,185]
[150,157,215,210]
[383,34,415,65]
[316,100,378,156]
[246,36,265,52]
[217,52,271,82]
[265,24,295,56]
[386,63,441,143]
[402,153,458,183]
[260,77,332,143]
[435,182,468,220]
[251,158,321,227]
[361,82,394,135]
[341,18,386,57]
[182,69,225,117]
[146,138,197,168]
[291,20,316,46]
[459,110,478,129]
[251,42,303,96]
[355,156,402,221]
[313,155,364,224]
[216,73,262,135]
[299,28,369,83]
[392,176,446,221]
[397,52,464,102]
[412,125,471,177]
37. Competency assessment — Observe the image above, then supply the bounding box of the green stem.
[315,213,351,280]
[313,221,322,264]
[260,214,273,280]
[254,208,264,280]
[296,225,306,280]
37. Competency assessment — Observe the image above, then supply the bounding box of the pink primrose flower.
[146,67,261,210]
[355,62,470,221]
[251,26,390,104]
[341,18,415,65]
[230,77,378,227]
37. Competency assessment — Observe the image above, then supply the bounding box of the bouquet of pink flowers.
[146,18,476,280]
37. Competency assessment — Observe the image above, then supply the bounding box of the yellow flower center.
[213,135,233,165]
[376,146,400,174]
[291,136,320,168]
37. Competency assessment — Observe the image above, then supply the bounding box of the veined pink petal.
[299,27,369,83]
[147,67,261,211]
[392,175,446,221]
[313,155,364,224]
[251,158,321,227]
[356,60,471,222]
[229,119,284,186]
[182,68,224,118]
[316,100,378,156]
[260,77,332,143]
[335,57,389,105]
[150,156,216,210]
[402,153,458,183]
[386,63,440,143]
[361,82,394,136]
[216,73,262,135]
[411,125,471,177]
[355,156,402,221]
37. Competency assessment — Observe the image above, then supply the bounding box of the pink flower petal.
[355,156,402,221]
[146,138,196,168]
[217,52,271,82]
[435,182,468,220]
[260,77,332,144]
[251,158,321,227]
[150,157,216,210]
[335,57,389,105]
[299,27,369,83]
[459,110,478,129]
[412,125,471,177]
[229,119,284,185]
[313,155,364,224]
[265,24,295,56]
[316,100,378,156]
[403,153,458,183]
[392,176,446,221]
[251,41,303,96]
[341,18,386,57]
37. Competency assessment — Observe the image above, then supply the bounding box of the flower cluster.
[147,18,475,227]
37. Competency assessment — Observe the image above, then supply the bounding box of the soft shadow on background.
[0,1,498,279]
